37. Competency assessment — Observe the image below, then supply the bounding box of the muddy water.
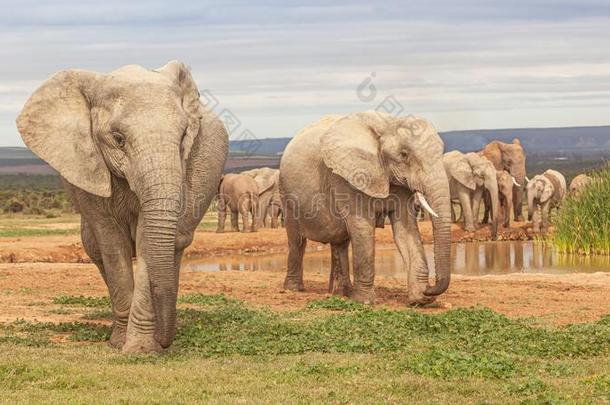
[184,242,610,279]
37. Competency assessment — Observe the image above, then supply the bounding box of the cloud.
[1,1,610,146]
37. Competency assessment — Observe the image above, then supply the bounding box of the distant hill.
[1,125,609,175]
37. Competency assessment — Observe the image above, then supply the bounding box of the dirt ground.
[0,221,608,327]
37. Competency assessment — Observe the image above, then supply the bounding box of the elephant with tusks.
[280,112,452,306]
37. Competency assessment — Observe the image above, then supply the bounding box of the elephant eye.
[113,132,126,149]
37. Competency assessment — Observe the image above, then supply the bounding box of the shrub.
[553,165,610,255]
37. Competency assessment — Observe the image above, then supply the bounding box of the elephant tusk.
[512,176,521,187]
[526,176,531,183]
[416,192,438,218]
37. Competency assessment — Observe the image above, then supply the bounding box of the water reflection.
[184,242,610,278]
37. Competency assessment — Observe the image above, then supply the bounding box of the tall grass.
[553,165,610,255]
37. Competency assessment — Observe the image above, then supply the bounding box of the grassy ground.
[1,294,609,404]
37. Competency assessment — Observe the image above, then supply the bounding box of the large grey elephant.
[480,139,527,221]
[16,61,228,353]
[280,112,451,305]
[483,170,519,228]
[569,174,592,198]
[443,151,499,239]
[216,173,259,233]
[241,167,282,228]
[527,169,566,233]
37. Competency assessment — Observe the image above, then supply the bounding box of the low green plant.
[554,165,610,255]
[52,295,110,308]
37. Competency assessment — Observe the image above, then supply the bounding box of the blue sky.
[2,0,610,146]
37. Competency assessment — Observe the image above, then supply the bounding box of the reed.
[553,165,610,255]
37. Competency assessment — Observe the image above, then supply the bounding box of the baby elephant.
[569,174,592,198]
[527,169,566,233]
[216,173,259,233]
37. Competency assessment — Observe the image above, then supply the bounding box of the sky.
[1,0,610,146]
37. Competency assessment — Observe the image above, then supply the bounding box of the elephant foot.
[464,225,476,232]
[330,280,352,297]
[407,293,437,307]
[283,278,305,291]
[215,229,224,234]
[108,324,127,349]
[515,215,525,222]
[350,288,375,305]
[122,334,163,354]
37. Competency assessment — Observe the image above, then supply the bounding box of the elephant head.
[527,175,553,220]
[16,61,202,348]
[321,112,452,297]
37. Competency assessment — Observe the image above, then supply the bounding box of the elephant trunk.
[135,150,182,349]
[511,166,526,220]
[527,189,535,221]
[422,164,452,296]
[485,177,499,240]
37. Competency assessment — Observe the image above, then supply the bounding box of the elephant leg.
[230,209,239,232]
[458,189,475,232]
[123,216,164,353]
[329,240,351,296]
[84,218,134,350]
[450,203,456,223]
[471,188,484,226]
[283,210,307,291]
[389,199,436,306]
[540,201,551,233]
[346,214,376,304]
[532,205,541,233]
[216,194,227,233]
[482,190,490,224]
[269,204,281,229]
[250,195,258,232]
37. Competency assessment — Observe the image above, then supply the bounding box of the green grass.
[554,165,610,255]
[52,295,110,308]
[1,294,610,403]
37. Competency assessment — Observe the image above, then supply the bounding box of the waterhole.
[184,241,610,278]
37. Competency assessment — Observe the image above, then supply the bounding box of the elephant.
[527,169,566,233]
[443,150,499,239]
[569,174,592,198]
[480,139,527,221]
[280,112,452,306]
[482,170,520,228]
[241,167,282,228]
[16,61,228,353]
[216,173,259,233]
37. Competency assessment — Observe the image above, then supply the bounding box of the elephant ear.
[156,60,202,161]
[445,152,476,190]
[254,172,276,193]
[16,70,111,197]
[540,177,554,203]
[320,113,389,198]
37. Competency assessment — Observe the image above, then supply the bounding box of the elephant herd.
[216,167,282,233]
[15,61,595,353]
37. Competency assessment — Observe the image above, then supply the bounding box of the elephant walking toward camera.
[443,151,499,239]
[280,112,452,306]
[216,173,259,233]
[16,61,228,353]
[241,167,282,228]
[527,169,566,233]
[483,170,519,228]
[480,139,527,221]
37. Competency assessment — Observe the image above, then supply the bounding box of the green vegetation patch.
[52,295,110,308]
[554,164,610,255]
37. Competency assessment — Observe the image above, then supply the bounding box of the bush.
[553,165,610,255]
